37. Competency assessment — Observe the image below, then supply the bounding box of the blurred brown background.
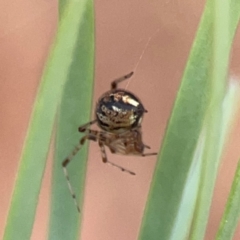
[0,0,240,240]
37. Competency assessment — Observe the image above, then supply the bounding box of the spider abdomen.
[96,89,145,132]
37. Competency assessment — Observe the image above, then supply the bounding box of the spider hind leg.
[141,152,158,157]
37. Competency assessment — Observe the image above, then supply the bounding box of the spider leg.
[111,72,134,90]
[62,133,97,213]
[144,144,151,149]
[98,141,136,175]
[78,119,97,132]
[141,152,158,157]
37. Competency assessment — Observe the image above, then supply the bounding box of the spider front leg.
[78,119,97,132]
[111,71,134,90]
[98,141,136,175]
[62,131,97,213]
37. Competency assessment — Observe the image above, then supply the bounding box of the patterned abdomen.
[95,89,145,133]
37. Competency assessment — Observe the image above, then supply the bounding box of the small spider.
[62,71,157,212]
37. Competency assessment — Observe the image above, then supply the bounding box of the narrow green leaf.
[190,81,240,239]
[169,130,205,240]
[59,0,67,18]
[175,79,240,240]
[220,80,240,140]
[190,0,240,239]
[216,160,240,240]
[48,1,94,240]
[139,3,212,240]
[138,0,240,239]
[3,0,89,239]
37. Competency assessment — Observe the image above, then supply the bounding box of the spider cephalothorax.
[102,127,150,156]
[62,71,157,212]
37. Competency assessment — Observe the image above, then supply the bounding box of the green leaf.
[216,160,240,240]
[139,4,211,240]
[3,0,91,239]
[48,1,94,240]
[138,0,240,239]
[59,0,67,18]
[190,0,240,238]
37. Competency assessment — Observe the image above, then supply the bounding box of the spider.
[62,71,157,212]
